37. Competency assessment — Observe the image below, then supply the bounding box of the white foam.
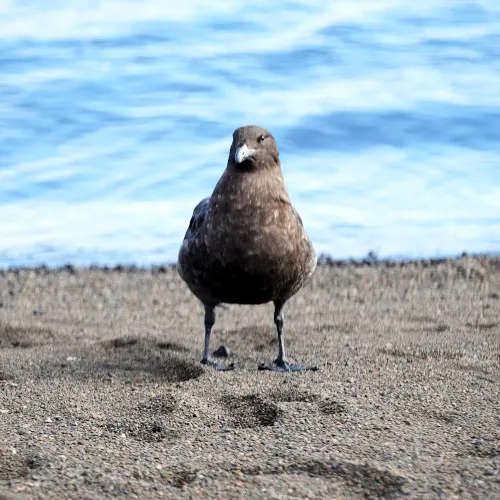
[1,0,496,42]
[1,144,498,265]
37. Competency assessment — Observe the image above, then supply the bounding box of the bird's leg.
[275,307,286,365]
[200,306,213,365]
[200,304,234,371]
[258,302,318,372]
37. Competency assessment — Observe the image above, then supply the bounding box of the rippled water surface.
[1,0,499,266]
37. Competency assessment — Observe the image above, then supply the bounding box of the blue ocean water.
[1,0,499,267]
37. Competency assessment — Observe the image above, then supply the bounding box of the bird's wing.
[291,204,317,278]
[291,205,304,227]
[185,197,210,238]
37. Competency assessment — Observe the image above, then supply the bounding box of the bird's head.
[228,125,280,171]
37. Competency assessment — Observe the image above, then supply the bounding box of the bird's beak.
[234,143,256,163]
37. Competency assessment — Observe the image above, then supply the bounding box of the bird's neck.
[210,165,291,214]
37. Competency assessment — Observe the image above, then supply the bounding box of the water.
[1,0,499,267]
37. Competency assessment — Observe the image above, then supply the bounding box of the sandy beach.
[0,255,499,499]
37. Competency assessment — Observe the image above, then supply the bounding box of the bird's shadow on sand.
[0,324,204,383]
[85,336,204,382]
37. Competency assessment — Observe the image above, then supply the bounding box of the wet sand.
[0,256,499,499]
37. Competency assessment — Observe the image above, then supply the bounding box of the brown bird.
[177,125,317,371]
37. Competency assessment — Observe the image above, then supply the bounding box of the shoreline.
[1,251,498,274]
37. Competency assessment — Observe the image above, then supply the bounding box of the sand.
[0,256,499,499]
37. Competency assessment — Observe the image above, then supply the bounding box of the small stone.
[45,417,52,423]
[213,344,231,358]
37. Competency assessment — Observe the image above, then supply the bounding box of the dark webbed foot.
[258,360,318,372]
[201,358,234,371]
[263,304,318,372]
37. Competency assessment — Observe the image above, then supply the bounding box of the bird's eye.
[258,134,266,142]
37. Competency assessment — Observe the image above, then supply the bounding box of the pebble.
[213,344,231,358]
